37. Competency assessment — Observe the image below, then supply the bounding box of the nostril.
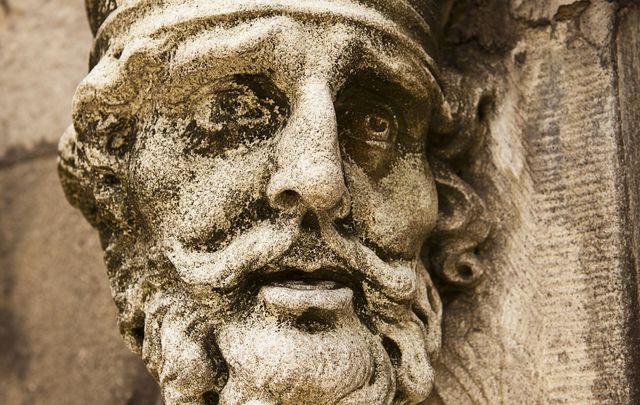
[334,211,355,236]
[300,211,320,234]
[275,189,300,209]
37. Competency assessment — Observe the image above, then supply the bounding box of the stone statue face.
[60,2,489,404]
[133,17,442,404]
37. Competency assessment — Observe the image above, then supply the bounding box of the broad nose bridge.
[267,78,348,215]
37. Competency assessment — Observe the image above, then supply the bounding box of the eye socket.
[182,75,289,157]
[336,88,401,178]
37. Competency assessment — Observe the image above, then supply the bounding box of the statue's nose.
[267,78,350,218]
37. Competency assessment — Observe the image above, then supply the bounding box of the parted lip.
[256,264,361,317]
[260,265,361,291]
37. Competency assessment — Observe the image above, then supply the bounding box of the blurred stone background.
[0,1,158,403]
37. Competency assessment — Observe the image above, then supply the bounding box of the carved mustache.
[164,213,418,302]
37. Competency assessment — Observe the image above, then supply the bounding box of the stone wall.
[0,1,158,403]
[433,1,640,403]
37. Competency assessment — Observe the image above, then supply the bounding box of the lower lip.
[259,281,354,317]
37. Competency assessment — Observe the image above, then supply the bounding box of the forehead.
[154,16,435,102]
[73,13,445,134]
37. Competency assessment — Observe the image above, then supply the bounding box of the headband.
[86,0,453,71]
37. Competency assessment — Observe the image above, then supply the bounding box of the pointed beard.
[132,260,439,405]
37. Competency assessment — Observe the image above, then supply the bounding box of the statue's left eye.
[337,96,400,178]
[357,108,397,145]
[366,113,391,139]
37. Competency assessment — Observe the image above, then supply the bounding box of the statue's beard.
[215,292,394,404]
[119,210,442,405]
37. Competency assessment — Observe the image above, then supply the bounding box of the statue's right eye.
[182,75,289,156]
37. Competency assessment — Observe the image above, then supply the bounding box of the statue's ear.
[85,0,118,36]
[424,159,491,288]
[58,122,134,248]
[58,125,101,226]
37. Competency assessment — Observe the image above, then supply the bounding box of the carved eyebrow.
[338,42,434,132]
[356,38,435,105]
[161,17,437,113]
[172,19,286,64]
[166,17,297,88]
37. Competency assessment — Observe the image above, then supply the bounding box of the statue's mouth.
[257,267,359,318]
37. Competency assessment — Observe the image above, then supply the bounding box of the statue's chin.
[215,303,395,405]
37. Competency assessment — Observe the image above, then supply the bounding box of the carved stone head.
[59,0,490,403]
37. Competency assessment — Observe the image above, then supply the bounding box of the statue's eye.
[182,75,289,156]
[337,95,400,178]
[355,108,397,145]
[366,113,391,139]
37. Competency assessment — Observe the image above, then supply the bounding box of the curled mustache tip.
[318,217,417,302]
[165,217,301,289]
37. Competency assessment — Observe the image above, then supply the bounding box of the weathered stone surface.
[615,4,640,401]
[1,1,639,404]
[433,2,639,404]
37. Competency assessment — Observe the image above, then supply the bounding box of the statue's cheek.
[173,146,273,243]
[345,155,438,257]
[130,128,274,243]
[128,128,191,238]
